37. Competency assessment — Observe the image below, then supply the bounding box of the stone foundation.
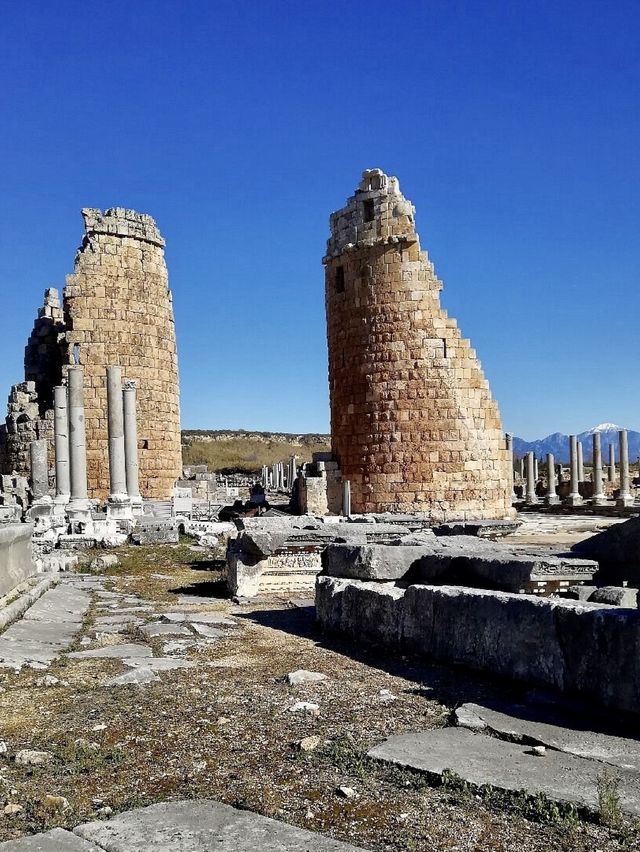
[0,523,35,597]
[316,576,640,715]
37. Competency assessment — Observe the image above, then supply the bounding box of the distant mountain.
[512,424,640,464]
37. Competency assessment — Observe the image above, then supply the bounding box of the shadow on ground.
[240,603,640,740]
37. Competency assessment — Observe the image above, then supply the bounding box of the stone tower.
[324,169,511,520]
[0,208,182,501]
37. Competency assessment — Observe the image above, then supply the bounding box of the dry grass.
[181,435,330,474]
[0,545,636,850]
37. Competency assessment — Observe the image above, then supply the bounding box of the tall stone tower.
[324,169,511,520]
[0,208,182,502]
[64,208,182,500]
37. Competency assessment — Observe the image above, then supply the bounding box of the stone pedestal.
[53,385,70,513]
[617,429,634,508]
[123,382,143,516]
[591,433,606,507]
[566,435,583,507]
[106,366,132,522]
[545,453,559,505]
[66,366,93,532]
[525,452,538,505]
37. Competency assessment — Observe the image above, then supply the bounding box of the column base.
[565,494,583,507]
[525,497,539,505]
[616,494,635,508]
[66,499,94,535]
[129,495,144,517]
[591,495,607,507]
[107,493,133,522]
[545,495,560,506]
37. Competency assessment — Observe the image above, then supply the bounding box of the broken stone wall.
[64,208,181,500]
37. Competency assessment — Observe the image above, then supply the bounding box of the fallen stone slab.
[104,667,160,687]
[161,612,235,626]
[0,827,101,850]
[122,657,196,671]
[67,643,152,660]
[368,728,640,815]
[589,587,638,608]
[433,519,521,538]
[0,574,59,633]
[141,623,191,638]
[73,799,369,850]
[321,538,597,591]
[89,554,119,573]
[190,624,224,638]
[454,702,640,772]
[94,615,143,627]
[23,586,90,623]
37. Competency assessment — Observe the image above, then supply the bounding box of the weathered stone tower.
[0,208,182,501]
[324,169,511,520]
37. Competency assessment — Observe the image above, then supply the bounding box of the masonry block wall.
[324,169,511,520]
[0,208,182,501]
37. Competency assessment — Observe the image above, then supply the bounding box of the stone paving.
[369,697,640,816]
[0,799,369,850]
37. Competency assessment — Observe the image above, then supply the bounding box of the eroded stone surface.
[368,728,640,815]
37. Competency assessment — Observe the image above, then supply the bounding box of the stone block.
[588,586,638,608]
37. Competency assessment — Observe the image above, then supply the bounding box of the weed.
[597,769,623,829]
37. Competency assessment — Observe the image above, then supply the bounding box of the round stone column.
[591,433,606,506]
[29,439,49,502]
[123,381,143,515]
[342,479,352,516]
[53,385,70,505]
[106,367,131,520]
[506,434,516,502]
[617,429,633,507]
[525,452,538,504]
[608,443,616,483]
[566,435,583,507]
[67,366,93,530]
[545,453,559,505]
[577,442,585,483]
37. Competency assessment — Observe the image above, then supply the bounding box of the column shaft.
[567,435,582,506]
[617,429,632,506]
[545,453,559,505]
[29,439,48,501]
[123,382,141,500]
[107,367,128,497]
[525,452,538,504]
[592,433,605,505]
[53,386,70,498]
[67,366,88,502]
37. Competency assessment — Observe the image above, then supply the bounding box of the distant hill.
[181,430,331,474]
[513,424,640,463]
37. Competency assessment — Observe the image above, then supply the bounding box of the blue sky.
[0,0,638,440]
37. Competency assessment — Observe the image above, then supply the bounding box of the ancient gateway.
[0,208,181,501]
[324,170,512,518]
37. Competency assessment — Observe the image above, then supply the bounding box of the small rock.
[288,701,320,715]
[35,675,59,688]
[92,723,108,732]
[297,735,321,752]
[3,803,22,815]
[529,745,546,757]
[454,705,487,732]
[15,749,52,766]
[378,689,397,702]
[89,554,120,573]
[336,786,357,799]
[80,637,92,646]
[44,794,70,812]
[286,670,328,686]
[217,717,231,726]
[0,741,7,755]
[98,806,113,817]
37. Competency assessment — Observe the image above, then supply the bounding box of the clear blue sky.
[1,0,638,441]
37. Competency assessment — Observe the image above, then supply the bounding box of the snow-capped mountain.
[512,425,640,463]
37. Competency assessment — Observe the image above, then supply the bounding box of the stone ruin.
[322,169,512,520]
[0,208,182,502]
